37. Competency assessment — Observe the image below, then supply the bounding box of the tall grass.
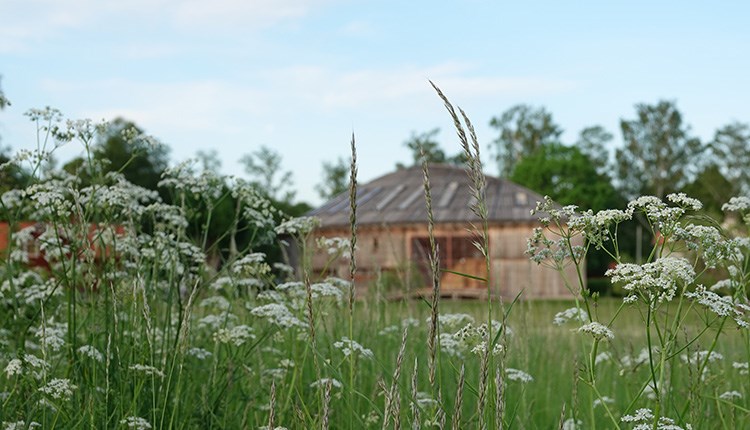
[0,99,749,430]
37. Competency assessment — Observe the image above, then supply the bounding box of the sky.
[1,0,749,205]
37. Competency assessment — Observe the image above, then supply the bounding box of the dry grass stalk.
[322,378,332,430]
[419,152,441,386]
[303,268,321,382]
[435,388,446,430]
[384,326,410,429]
[393,389,402,430]
[557,403,567,430]
[477,348,490,430]
[430,81,500,426]
[348,132,358,311]
[495,365,505,430]
[451,365,465,430]
[411,358,420,430]
[268,380,277,430]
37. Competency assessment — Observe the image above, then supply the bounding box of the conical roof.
[309,164,547,228]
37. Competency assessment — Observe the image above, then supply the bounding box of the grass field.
[2,104,750,429]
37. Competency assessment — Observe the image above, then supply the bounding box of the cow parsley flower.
[38,378,77,400]
[120,416,152,430]
[334,337,374,360]
[2,421,41,430]
[77,345,104,362]
[553,307,588,325]
[719,390,743,400]
[186,348,212,360]
[506,368,533,383]
[275,216,320,236]
[607,257,695,303]
[4,359,22,377]
[129,364,165,378]
[667,193,703,211]
[310,378,342,389]
[723,196,750,212]
[578,322,614,340]
[733,362,749,375]
[213,325,256,346]
[250,303,305,328]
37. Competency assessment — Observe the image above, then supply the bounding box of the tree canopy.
[510,142,621,213]
[489,104,562,177]
[616,100,702,199]
[240,145,296,204]
[397,128,466,169]
[316,156,349,200]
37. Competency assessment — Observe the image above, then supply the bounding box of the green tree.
[240,145,295,203]
[397,128,468,169]
[710,122,750,194]
[402,128,446,166]
[511,142,621,213]
[64,118,170,195]
[616,100,702,199]
[681,163,736,218]
[511,142,623,280]
[0,76,9,111]
[316,157,349,200]
[196,149,222,172]
[576,125,612,175]
[489,104,562,177]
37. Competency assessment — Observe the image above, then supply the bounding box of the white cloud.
[0,0,334,53]
[264,62,577,109]
[40,78,265,133]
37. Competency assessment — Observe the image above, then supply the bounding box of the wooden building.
[305,164,580,300]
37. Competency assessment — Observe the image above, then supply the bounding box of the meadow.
[1,96,750,430]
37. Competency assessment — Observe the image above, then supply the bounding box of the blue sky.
[2,0,749,204]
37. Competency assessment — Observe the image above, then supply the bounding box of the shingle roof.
[308,164,547,228]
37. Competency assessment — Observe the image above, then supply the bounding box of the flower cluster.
[578,322,614,341]
[333,337,374,360]
[621,408,692,430]
[607,257,695,304]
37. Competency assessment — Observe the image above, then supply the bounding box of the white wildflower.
[719,390,743,400]
[334,337,374,360]
[4,359,22,377]
[186,348,212,360]
[562,418,583,430]
[213,325,256,346]
[607,257,695,303]
[593,396,614,408]
[416,391,438,408]
[129,364,165,378]
[262,368,287,380]
[77,345,104,362]
[38,378,77,400]
[316,236,351,256]
[34,321,67,352]
[595,352,612,365]
[250,303,305,328]
[723,196,750,212]
[578,322,614,340]
[506,368,533,383]
[120,416,152,430]
[553,307,588,325]
[667,193,702,211]
[733,361,749,375]
[197,313,238,330]
[432,313,475,329]
[275,216,320,236]
[310,378,342,389]
[199,296,231,311]
[621,408,654,423]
